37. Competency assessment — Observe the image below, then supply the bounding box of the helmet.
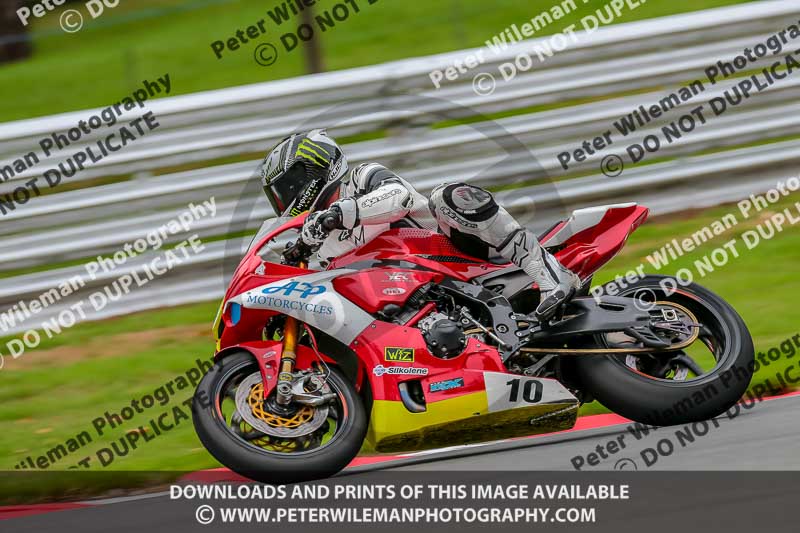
[260,129,348,217]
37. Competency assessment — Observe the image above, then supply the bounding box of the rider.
[260,129,581,320]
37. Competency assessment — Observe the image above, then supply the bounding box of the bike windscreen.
[249,216,323,270]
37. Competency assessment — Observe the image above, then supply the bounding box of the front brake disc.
[234,372,329,438]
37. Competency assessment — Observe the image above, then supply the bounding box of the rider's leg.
[429,183,581,320]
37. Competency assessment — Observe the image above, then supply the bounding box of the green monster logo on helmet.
[295,138,331,168]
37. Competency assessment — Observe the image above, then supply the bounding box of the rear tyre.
[574,275,754,426]
[192,351,367,484]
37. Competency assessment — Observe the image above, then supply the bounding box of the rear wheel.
[574,275,754,425]
[192,351,367,484]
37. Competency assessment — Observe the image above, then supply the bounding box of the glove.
[282,238,313,265]
[300,209,342,247]
[300,212,328,247]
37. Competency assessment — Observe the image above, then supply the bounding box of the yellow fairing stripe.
[367,391,488,447]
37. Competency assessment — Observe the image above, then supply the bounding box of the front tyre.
[574,275,754,426]
[192,351,367,484]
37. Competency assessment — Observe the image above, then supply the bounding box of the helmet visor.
[263,162,312,215]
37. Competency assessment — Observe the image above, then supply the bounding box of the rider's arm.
[333,182,412,229]
[330,163,413,230]
[300,164,412,247]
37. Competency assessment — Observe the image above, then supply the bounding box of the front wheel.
[192,351,367,484]
[574,275,754,426]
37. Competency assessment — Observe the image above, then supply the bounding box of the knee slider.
[442,183,498,221]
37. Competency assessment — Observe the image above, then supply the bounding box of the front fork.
[275,260,306,405]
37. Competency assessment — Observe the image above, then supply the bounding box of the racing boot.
[495,227,582,322]
[520,244,581,322]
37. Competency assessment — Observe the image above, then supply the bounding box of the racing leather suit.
[311,163,439,264]
[303,165,581,319]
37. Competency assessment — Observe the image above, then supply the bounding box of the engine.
[417,312,467,359]
[390,280,504,359]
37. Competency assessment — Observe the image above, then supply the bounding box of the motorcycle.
[192,202,754,483]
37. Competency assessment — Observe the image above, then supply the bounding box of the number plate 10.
[482,372,578,413]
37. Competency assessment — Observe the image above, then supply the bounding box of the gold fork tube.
[275,261,306,404]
